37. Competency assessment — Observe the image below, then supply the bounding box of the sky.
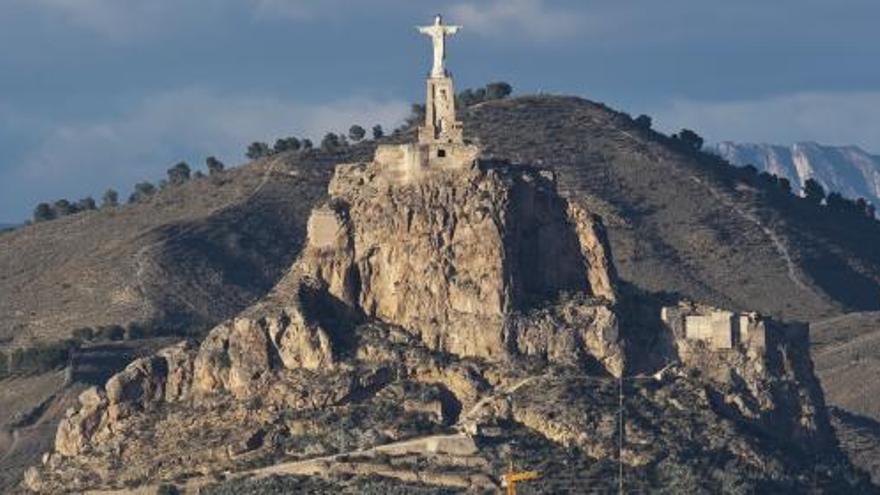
[1,0,879,223]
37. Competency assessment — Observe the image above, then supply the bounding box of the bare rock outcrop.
[507,297,623,376]
[158,340,199,402]
[41,158,624,474]
[51,276,339,462]
[661,302,835,451]
[54,387,107,457]
[566,201,617,302]
[299,160,620,363]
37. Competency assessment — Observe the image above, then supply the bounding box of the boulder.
[578,305,624,377]
[54,387,108,457]
[225,317,274,398]
[193,323,233,396]
[266,307,334,371]
[105,355,168,420]
[157,340,198,402]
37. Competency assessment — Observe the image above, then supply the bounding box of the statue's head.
[435,14,443,25]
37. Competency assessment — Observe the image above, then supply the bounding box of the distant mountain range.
[709,142,880,206]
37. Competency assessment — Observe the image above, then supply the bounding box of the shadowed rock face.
[298,159,618,361]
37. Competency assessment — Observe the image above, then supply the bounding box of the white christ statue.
[417,15,461,78]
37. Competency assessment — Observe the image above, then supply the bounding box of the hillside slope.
[812,312,880,419]
[465,96,880,321]
[711,141,880,207]
[0,146,374,349]
[0,146,369,491]
[811,312,880,483]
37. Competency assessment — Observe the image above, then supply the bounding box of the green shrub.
[96,325,125,341]
[321,133,342,151]
[52,199,74,217]
[167,162,191,185]
[274,137,301,153]
[777,177,791,194]
[33,203,54,222]
[206,156,225,175]
[156,484,180,495]
[124,322,148,340]
[348,125,366,142]
[129,182,157,204]
[673,129,704,151]
[485,81,513,100]
[404,104,426,128]
[76,197,97,211]
[1,340,77,376]
[102,189,119,208]
[72,327,95,342]
[246,142,272,160]
[457,82,513,108]
[803,178,825,205]
[634,114,652,129]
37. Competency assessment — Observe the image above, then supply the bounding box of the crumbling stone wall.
[661,302,766,351]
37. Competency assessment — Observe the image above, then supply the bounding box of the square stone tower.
[419,76,464,145]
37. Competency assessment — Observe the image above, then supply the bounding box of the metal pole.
[618,374,624,495]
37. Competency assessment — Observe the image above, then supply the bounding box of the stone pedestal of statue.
[347,14,480,184]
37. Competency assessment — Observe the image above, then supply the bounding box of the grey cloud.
[649,91,880,153]
[450,0,586,41]
[2,88,408,219]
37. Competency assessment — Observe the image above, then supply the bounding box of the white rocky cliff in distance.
[711,141,880,206]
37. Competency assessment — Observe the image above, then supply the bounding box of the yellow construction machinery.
[502,462,541,495]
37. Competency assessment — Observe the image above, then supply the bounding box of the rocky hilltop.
[4,92,880,492]
[22,142,872,492]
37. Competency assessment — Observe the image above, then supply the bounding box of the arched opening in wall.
[437,149,446,158]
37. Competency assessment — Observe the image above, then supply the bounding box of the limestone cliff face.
[45,157,624,468]
[299,159,618,360]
